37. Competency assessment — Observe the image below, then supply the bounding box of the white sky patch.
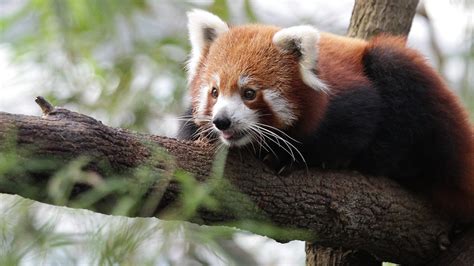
[424,0,472,52]
[151,75,175,100]
[0,0,27,17]
[234,234,305,266]
[157,114,180,137]
[251,0,354,31]
[407,0,472,89]
[0,45,44,115]
[238,75,252,88]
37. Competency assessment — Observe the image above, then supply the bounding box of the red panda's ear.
[187,9,229,79]
[273,26,329,93]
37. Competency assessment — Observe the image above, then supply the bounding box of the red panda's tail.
[362,35,474,221]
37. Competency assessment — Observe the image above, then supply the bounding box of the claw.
[263,153,280,171]
[277,163,294,176]
[261,152,294,176]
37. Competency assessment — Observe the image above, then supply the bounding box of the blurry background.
[0,0,472,265]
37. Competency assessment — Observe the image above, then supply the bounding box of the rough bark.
[429,227,474,266]
[305,243,380,266]
[0,100,466,265]
[347,0,420,40]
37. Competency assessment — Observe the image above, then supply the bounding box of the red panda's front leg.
[176,107,200,141]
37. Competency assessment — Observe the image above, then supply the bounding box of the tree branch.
[0,100,459,265]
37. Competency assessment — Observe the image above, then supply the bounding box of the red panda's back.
[317,33,474,220]
[318,33,371,92]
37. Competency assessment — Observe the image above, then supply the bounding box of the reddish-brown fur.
[317,34,474,220]
[318,33,371,91]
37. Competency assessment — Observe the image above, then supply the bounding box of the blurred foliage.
[1,0,230,133]
[0,131,305,264]
[460,6,474,118]
[0,194,257,265]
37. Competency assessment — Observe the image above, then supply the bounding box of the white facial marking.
[186,9,229,82]
[273,25,329,93]
[196,84,209,120]
[196,73,220,120]
[238,75,252,88]
[262,90,296,127]
[212,72,220,86]
[212,94,258,146]
[213,94,258,127]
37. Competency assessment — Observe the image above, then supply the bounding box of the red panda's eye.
[242,88,256,101]
[211,87,218,98]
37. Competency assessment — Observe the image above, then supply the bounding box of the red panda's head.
[187,10,328,147]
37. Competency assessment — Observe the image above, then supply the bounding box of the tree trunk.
[0,101,461,265]
[306,0,421,265]
[305,243,380,266]
[347,0,419,40]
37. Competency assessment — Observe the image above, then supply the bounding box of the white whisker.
[253,125,296,162]
[255,122,301,144]
[248,126,279,160]
[252,124,307,167]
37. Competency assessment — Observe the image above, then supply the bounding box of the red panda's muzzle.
[210,94,259,147]
[213,114,248,142]
[212,116,231,131]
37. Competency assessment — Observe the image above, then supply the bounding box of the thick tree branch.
[0,101,461,265]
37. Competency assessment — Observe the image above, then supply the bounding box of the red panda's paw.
[262,153,280,173]
[329,159,353,170]
[262,153,294,176]
[453,222,472,237]
[276,164,294,176]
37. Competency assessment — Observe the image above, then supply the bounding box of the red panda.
[178,9,474,221]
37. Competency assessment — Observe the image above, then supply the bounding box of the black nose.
[213,117,231,130]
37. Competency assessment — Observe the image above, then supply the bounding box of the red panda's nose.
[213,116,231,131]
